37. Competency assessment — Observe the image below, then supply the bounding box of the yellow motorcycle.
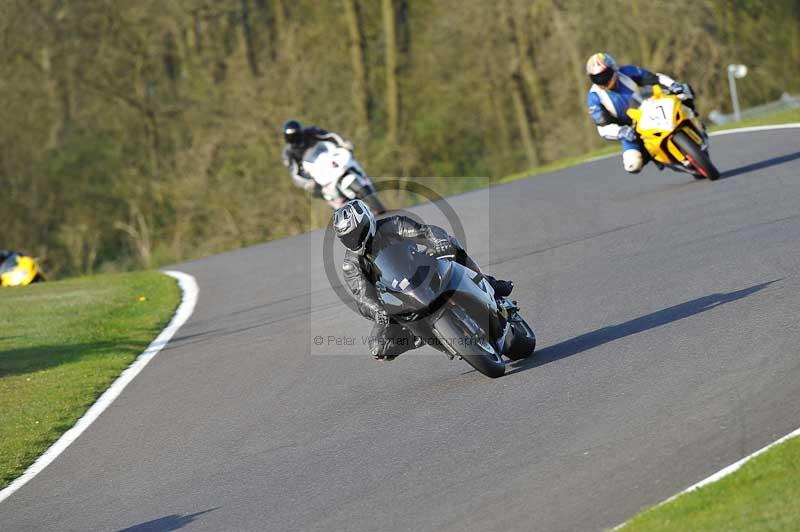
[627,85,719,180]
[0,253,44,287]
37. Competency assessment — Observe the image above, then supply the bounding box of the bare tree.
[382,0,399,146]
[343,0,370,137]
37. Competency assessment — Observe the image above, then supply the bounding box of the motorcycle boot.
[485,275,514,298]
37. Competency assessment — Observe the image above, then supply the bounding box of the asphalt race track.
[2,128,800,532]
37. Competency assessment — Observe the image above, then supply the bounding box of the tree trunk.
[630,1,650,64]
[503,0,543,162]
[239,0,261,76]
[272,0,287,59]
[482,54,513,173]
[548,0,597,149]
[343,0,370,136]
[41,8,73,150]
[511,70,538,168]
[382,0,399,146]
[254,0,277,61]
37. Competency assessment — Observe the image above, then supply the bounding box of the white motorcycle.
[302,141,386,213]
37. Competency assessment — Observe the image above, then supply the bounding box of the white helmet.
[333,199,376,254]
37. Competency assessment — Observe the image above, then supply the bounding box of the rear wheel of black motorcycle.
[460,338,506,378]
[672,130,720,180]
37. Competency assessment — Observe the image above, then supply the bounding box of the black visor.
[590,68,615,86]
[339,223,370,252]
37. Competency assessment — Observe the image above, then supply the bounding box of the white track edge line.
[0,270,198,505]
[667,426,800,500]
[710,122,800,136]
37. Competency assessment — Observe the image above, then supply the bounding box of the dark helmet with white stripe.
[333,200,376,254]
[282,119,303,145]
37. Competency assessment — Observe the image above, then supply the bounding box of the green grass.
[619,435,800,531]
[494,145,618,185]
[0,271,180,489]
[494,106,800,186]
[710,106,800,132]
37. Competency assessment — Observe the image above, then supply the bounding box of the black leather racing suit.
[282,126,352,195]
[342,215,490,360]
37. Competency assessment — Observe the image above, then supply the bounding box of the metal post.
[727,64,747,122]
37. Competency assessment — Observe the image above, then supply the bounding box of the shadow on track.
[0,340,151,378]
[720,151,800,179]
[507,280,779,375]
[116,508,218,532]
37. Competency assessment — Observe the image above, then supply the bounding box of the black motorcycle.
[373,242,536,378]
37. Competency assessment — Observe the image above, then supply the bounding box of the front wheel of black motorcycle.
[672,130,720,180]
[460,338,506,378]
[504,315,537,361]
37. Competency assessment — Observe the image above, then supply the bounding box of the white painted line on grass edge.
[0,270,198,505]
[614,425,800,529]
[666,425,800,501]
[710,122,800,136]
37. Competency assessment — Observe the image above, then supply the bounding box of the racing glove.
[426,230,457,257]
[373,308,390,326]
[617,125,638,143]
[669,82,692,97]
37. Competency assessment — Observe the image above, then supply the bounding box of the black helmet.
[282,119,302,145]
[333,200,376,254]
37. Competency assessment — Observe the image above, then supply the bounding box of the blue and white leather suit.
[586,65,677,173]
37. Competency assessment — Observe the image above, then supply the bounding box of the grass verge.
[709,106,800,132]
[619,434,800,531]
[0,271,180,490]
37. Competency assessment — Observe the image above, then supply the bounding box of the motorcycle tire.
[504,314,537,361]
[460,337,506,378]
[672,130,720,180]
[434,311,505,378]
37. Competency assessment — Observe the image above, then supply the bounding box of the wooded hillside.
[2,0,798,276]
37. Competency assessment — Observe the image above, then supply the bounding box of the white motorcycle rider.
[282,120,385,213]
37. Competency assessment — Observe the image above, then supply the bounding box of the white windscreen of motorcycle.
[638,98,675,131]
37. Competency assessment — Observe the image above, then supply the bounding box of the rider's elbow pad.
[597,123,622,141]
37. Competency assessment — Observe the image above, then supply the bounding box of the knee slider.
[623,150,644,173]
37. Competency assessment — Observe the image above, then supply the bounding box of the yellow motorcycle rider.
[585,52,696,173]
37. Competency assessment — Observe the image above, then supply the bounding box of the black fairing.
[374,242,446,315]
[373,242,501,342]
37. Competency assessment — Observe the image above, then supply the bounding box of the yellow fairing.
[1,256,39,287]
[627,85,701,165]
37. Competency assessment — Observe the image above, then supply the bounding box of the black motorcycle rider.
[333,199,513,361]
[282,119,354,197]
